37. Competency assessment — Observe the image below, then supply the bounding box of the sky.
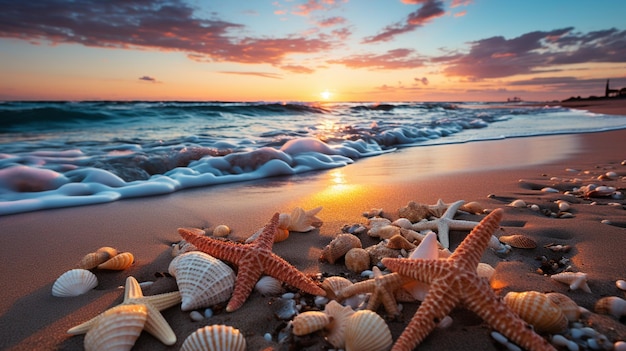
[1,0,626,102]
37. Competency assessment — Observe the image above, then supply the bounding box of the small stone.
[190,310,204,321]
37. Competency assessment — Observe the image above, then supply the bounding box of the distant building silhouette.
[605,79,625,97]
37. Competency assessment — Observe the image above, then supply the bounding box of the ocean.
[1,101,625,216]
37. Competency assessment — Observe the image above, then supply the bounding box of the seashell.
[386,234,416,250]
[287,206,323,232]
[617,279,626,291]
[96,246,118,256]
[323,300,355,348]
[551,272,591,293]
[254,276,284,296]
[507,199,527,208]
[321,276,353,300]
[545,292,580,322]
[52,269,98,297]
[391,217,413,229]
[362,208,383,218]
[321,234,362,264]
[84,304,148,351]
[77,251,112,270]
[460,201,484,214]
[503,291,568,334]
[292,311,331,336]
[398,201,430,222]
[273,227,290,243]
[172,240,197,257]
[476,263,495,281]
[556,200,571,212]
[594,296,626,319]
[344,310,392,351]
[368,225,400,239]
[169,251,236,311]
[364,241,401,266]
[212,225,231,237]
[498,234,537,249]
[344,248,370,273]
[180,325,246,351]
[97,252,134,270]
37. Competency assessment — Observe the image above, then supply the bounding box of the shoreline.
[1,101,625,350]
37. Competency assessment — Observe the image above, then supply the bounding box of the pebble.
[615,341,626,351]
[281,292,295,299]
[314,296,329,306]
[190,310,204,321]
[264,333,272,342]
[542,187,560,193]
[552,334,579,351]
[616,279,626,291]
[204,308,213,318]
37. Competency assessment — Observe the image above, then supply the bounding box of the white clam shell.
[180,325,246,351]
[254,276,284,296]
[169,251,236,311]
[344,310,392,351]
[84,304,148,351]
[52,269,98,297]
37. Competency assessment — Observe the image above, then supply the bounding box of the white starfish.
[411,200,480,249]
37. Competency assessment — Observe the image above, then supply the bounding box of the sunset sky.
[1,0,625,102]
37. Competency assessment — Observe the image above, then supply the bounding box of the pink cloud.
[328,48,425,70]
[362,0,445,43]
[218,71,283,79]
[317,16,347,27]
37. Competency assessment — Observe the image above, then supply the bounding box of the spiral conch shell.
[283,206,323,232]
[52,269,98,297]
[545,292,580,322]
[551,271,592,293]
[503,291,568,334]
[77,246,118,269]
[292,311,331,336]
[594,296,626,319]
[169,251,235,311]
[83,304,147,351]
[97,252,135,270]
[180,325,246,351]
[344,310,392,351]
[321,234,362,264]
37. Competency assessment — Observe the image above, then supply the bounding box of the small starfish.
[178,213,326,312]
[411,199,480,249]
[427,198,449,217]
[336,266,409,317]
[68,276,182,345]
[383,209,556,351]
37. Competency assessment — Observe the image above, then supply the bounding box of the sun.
[320,90,332,100]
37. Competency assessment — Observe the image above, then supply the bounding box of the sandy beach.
[1,99,625,351]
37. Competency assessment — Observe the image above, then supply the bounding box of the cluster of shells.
[51,246,134,297]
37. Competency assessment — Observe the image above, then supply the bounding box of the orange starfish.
[178,213,326,312]
[337,266,409,317]
[382,209,556,351]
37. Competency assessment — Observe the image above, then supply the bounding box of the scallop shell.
[344,310,392,351]
[476,262,495,281]
[84,304,148,351]
[594,296,626,318]
[498,234,537,249]
[77,251,112,270]
[97,252,134,270]
[172,240,197,257]
[321,234,362,264]
[273,227,290,243]
[323,300,355,348]
[503,291,568,334]
[460,201,484,214]
[292,311,331,336]
[545,292,580,322]
[386,234,416,250]
[52,269,98,297]
[212,225,231,237]
[321,276,353,300]
[169,251,235,311]
[344,248,370,273]
[254,276,284,296]
[180,325,246,351]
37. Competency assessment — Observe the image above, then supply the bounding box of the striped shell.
[254,276,284,296]
[498,234,537,249]
[344,248,370,273]
[323,300,355,348]
[476,262,495,281]
[344,310,392,351]
[545,292,580,322]
[321,276,353,300]
[77,251,111,270]
[84,304,147,351]
[594,296,626,318]
[292,311,331,336]
[503,291,568,334]
[180,325,246,351]
[52,269,98,297]
[168,251,235,311]
[97,252,134,270]
[321,234,362,264]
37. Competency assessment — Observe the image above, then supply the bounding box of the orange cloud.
[328,48,425,70]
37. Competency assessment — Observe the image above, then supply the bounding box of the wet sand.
[0,100,625,350]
